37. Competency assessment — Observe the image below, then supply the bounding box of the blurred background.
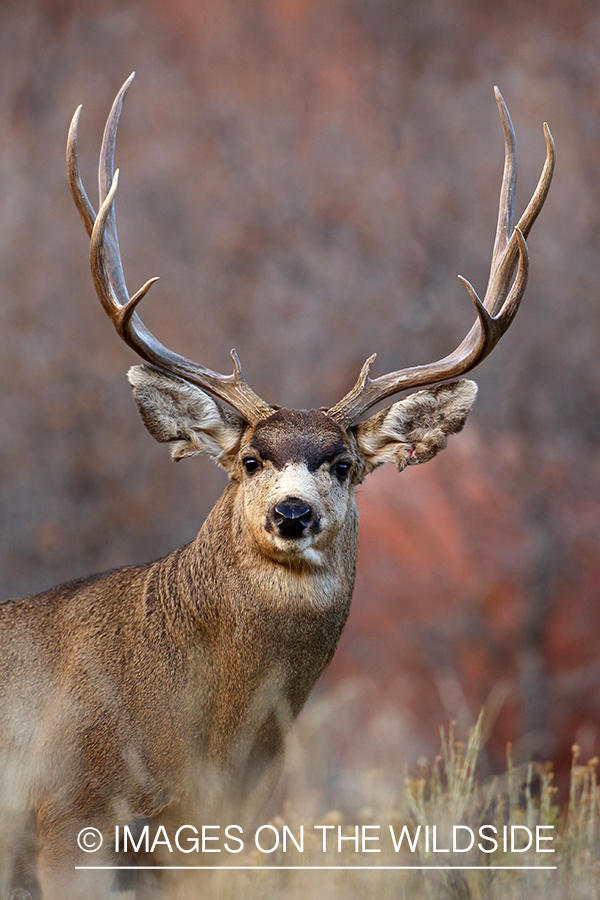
[0,0,599,799]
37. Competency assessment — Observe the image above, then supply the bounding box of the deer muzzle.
[271,497,315,539]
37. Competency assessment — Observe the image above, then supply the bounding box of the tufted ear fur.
[353,380,477,475]
[127,365,248,470]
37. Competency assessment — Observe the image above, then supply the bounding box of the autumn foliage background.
[1,0,599,793]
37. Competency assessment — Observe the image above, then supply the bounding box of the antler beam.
[327,89,555,427]
[67,73,273,425]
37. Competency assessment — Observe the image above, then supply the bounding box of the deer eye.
[242,457,261,475]
[332,460,352,481]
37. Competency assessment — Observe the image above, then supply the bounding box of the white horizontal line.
[75,865,557,871]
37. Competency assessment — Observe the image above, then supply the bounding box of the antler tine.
[96,72,135,309]
[486,86,516,310]
[67,75,273,425]
[328,92,555,428]
[67,105,96,238]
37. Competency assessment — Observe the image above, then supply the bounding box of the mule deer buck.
[0,74,554,899]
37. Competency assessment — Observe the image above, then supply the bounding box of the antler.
[327,89,555,427]
[67,73,273,425]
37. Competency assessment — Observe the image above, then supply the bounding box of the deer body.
[0,471,356,807]
[1,405,370,897]
[0,76,554,899]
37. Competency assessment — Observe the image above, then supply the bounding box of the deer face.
[236,409,358,564]
[128,365,477,564]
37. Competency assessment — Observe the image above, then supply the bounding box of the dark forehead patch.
[248,409,350,471]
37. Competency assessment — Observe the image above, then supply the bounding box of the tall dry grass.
[171,711,599,900]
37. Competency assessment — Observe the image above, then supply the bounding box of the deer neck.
[145,481,359,638]
[141,481,359,770]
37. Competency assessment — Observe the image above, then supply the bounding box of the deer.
[0,74,554,900]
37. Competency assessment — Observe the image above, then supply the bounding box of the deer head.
[67,74,554,569]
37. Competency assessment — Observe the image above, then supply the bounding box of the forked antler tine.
[484,91,555,316]
[90,169,158,331]
[91,170,201,369]
[327,93,554,428]
[457,226,529,358]
[69,75,273,426]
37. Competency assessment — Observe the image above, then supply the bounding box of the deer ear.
[353,380,477,475]
[127,365,247,470]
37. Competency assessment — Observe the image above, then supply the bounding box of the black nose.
[272,497,313,539]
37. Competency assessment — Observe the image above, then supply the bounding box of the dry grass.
[186,712,600,900]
